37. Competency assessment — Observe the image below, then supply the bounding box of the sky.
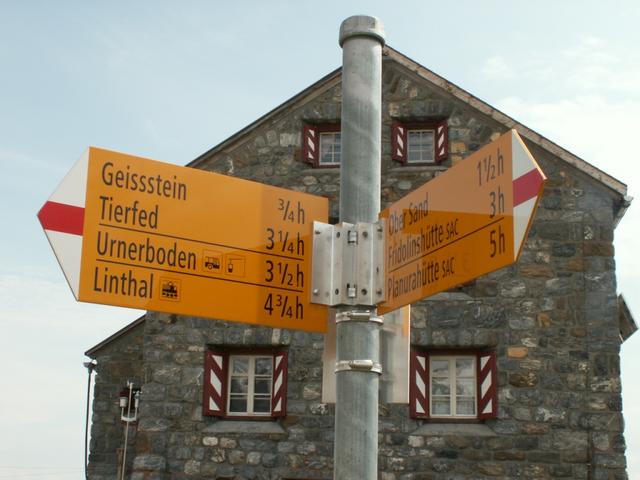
[1,1,639,478]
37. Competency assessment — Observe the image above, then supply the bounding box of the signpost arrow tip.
[37,150,90,298]
[511,130,547,259]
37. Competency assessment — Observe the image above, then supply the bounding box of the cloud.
[0,149,68,177]
[481,56,517,80]
[496,94,639,181]
[481,35,640,98]
[0,267,140,328]
[0,268,139,472]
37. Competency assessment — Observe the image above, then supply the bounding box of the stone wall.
[89,57,627,479]
[132,314,331,479]
[88,322,144,479]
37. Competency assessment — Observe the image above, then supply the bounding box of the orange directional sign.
[38,147,329,332]
[379,130,545,314]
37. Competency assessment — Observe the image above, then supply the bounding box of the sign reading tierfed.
[379,129,545,314]
[38,147,329,332]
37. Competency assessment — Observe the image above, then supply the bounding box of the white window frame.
[319,131,341,166]
[407,128,436,164]
[226,355,273,417]
[429,355,477,419]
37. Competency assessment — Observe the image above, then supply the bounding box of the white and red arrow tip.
[511,130,546,259]
[37,150,89,298]
[38,201,84,236]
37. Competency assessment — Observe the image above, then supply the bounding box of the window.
[410,350,497,420]
[319,131,341,166]
[303,123,341,167]
[203,349,287,418]
[392,120,448,165]
[407,129,435,163]
[430,356,476,417]
[228,356,273,415]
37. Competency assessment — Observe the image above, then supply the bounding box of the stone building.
[85,46,637,479]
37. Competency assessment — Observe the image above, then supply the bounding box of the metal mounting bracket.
[335,310,383,324]
[311,220,385,306]
[335,360,383,374]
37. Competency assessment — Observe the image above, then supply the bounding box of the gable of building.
[188,45,630,225]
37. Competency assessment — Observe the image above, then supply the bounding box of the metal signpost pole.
[334,16,385,479]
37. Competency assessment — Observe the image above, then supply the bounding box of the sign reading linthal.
[38,148,329,332]
[379,130,545,314]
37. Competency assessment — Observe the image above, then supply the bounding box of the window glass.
[432,399,450,415]
[230,378,248,394]
[407,129,435,163]
[431,359,449,377]
[232,357,249,374]
[255,357,272,376]
[456,378,475,396]
[254,398,271,413]
[227,355,274,416]
[456,358,474,377]
[456,399,475,415]
[432,378,450,396]
[254,378,271,394]
[229,398,247,413]
[430,356,476,418]
[320,132,341,165]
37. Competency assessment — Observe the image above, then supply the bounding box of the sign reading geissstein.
[77,148,328,332]
[379,130,545,314]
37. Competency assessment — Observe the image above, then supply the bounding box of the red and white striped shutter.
[391,122,407,163]
[477,351,498,419]
[203,350,227,416]
[271,351,288,417]
[410,351,429,419]
[435,120,448,163]
[302,125,319,165]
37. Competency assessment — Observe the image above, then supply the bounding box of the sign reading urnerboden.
[38,147,329,332]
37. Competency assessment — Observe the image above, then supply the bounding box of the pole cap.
[339,15,385,47]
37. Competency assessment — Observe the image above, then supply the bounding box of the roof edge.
[188,67,342,169]
[85,315,146,357]
[619,294,637,343]
[382,46,628,201]
[188,45,629,222]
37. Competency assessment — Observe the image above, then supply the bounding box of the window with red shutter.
[302,125,318,165]
[410,350,430,419]
[391,122,407,162]
[391,120,448,165]
[203,349,228,416]
[271,351,288,417]
[477,351,498,419]
[203,349,288,419]
[434,119,448,163]
[302,123,341,167]
[409,349,497,421]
